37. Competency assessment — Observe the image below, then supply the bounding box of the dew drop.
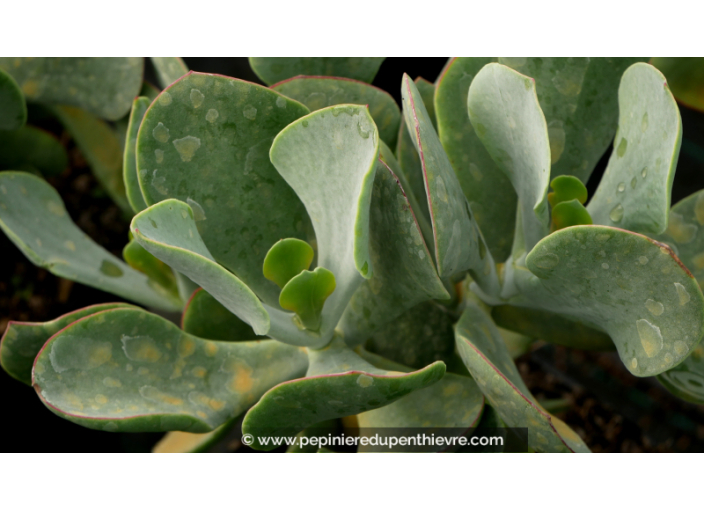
[639,256,649,265]
[645,299,664,316]
[636,319,663,358]
[100,260,123,277]
[617,138,627,157]
[302,120,309,128]
[609,204,624,223]
[356,374,374,388]
[534,253,559,270]
[602,263,609,270]
[190,89,204,108]
[205,108,219,123]
[152,122,170,143]
[630,176,637,189]
[186,197,206,221]
[276,96,287,109]
[641,112,648,132]
[357,121,371,139]
[418,250,426,260]
[158,92,172,106]
[173,136,201,162]
[151,169,168,195]
[674,282,690,305]
[631,358,638,370]
[155,149,164,164]
[64,240,76,251]
[243,105,257,120]
[674,341,688,356]
[617,182,626,193]
[641,167,648,178]
[103,422,118,432]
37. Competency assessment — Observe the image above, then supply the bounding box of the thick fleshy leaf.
[394,80,434,235]
[270,104,379,338]
[0,57,143,121]
[52,106,132,215]
[551,199,592,231]
[153,417,238,453]
[137,72,311,308]
[491,305,614,351]
[467,63,550,251]
[338,160,448,344]
[658,344,704,404]
[548,175,588,207]
[357,351,484,452]
[414,77,437,129]
[279,267,336,331]
[499,57,646,182]
[0,125,67,176]
[455,304,590,453]
[514,225,704,376]
[498,328,535,360]
[123,97,150,212]
[131,199,269,334]
[363,301,455,369]
[263,238,314,289]
[271,76,401,147]
[654,189,704,288]
[131,199,321,347]
[378,141,433,247]
[33,308,309,433]
[241,337,446,450]
[402,74,499,294]
[0,303,135,385]
[0,67,26,130]
[150,57,188,89]
[587,63,682,235]
[0,172,181,311]
[651,57,704,112]
[181,288,261,341]
[249,58,385,86]
[435,58,517,261]
[122,238,179,298]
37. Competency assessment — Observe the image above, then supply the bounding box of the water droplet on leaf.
[609,204,624,222]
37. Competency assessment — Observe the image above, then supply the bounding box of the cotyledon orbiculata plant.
[1,57,704,453]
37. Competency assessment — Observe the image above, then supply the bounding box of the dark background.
[2,58,704,452]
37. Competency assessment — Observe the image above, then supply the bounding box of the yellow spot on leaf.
[178,337,196,358]
[204,342,218,357]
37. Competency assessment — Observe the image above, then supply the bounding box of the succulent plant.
[2,57,704,453]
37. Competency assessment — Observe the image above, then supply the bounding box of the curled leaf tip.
[279,267,336,331]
